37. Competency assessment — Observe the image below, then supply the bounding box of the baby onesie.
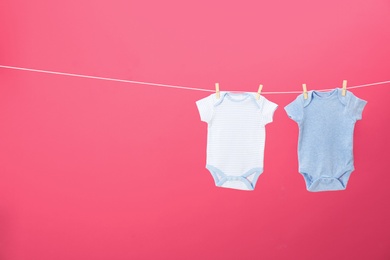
[196,92,278,191]
[284,88,367,192]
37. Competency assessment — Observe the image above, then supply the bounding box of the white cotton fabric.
[196,92,278,191]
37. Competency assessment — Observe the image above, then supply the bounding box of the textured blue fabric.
[285,88,367,192]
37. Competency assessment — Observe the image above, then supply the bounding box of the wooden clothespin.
[215,83,220,99]
[256,84,263,100]
[302,84,308,99]
[342,80,347,96]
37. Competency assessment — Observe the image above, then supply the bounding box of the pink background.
[1,0,390,259]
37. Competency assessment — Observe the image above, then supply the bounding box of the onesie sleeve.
[196,94,215,123]
[347,92,367,121]
[284,95,304,123]
[260,96,278,125]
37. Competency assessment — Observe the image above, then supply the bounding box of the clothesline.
[0,64,389,94]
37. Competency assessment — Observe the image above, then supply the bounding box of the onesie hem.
[206,164,263,191]
[300,169,354,192]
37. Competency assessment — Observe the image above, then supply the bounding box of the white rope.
[0,65,213,92]
[1,65,389,94]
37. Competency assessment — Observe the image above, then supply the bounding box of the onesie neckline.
[225,92,251,102]
[312,88,338,100]
[303,88,346,107]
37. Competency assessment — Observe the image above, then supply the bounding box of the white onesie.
[196,92,278,191]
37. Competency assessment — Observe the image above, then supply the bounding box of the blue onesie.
[284,88,367,192]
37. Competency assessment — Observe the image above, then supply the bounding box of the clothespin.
[342,80,347,96]
[215,83,220,99]
[256,84,263,100]
[302,84,308,99]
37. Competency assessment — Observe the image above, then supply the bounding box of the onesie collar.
[303,88,347,107]
[215,92,261,108]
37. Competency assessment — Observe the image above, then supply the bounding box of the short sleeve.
[347,92,367,121]
[284,95,304,123]
[196,94,215,123]
[259,96,278,125]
